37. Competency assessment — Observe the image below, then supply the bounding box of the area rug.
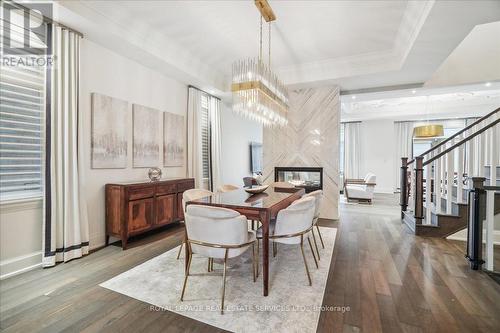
[100,227,337,333]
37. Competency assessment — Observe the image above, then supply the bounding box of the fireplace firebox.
[274,167,323,193]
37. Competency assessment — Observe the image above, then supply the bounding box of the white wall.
[359,119,395,194]
[1,39,189,279]
[220,103,262,187]
[80,39,188,249]
[0,200,42,279]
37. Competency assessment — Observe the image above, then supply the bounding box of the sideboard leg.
[105,235,110,246]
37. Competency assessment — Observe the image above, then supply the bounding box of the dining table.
[185,185,305,296]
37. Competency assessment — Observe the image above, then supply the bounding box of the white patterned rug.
[100,227,337,333]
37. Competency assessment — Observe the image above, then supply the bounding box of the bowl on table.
[244,184,269,194]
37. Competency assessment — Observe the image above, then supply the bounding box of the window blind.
[200,94,210,180]
[0,10,46,201]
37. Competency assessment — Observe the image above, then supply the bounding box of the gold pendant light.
[413,124,444,138]
[231,0,289,127]
[414,96,444,138]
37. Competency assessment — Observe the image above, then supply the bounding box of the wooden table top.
[189,187,304,211]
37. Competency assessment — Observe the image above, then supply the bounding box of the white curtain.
[209,97,222,191]
[343,122,361,179]
[187,87,204,188]
[394,121,414,190]
[43,26,89,267]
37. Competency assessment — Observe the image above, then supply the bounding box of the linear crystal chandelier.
[231,0,289,127]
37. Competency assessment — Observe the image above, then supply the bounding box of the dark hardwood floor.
[1,194,499,332]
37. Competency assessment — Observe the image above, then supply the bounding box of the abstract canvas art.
[91,93,128,169]
[163,112,185,167]
[133,104,160,168]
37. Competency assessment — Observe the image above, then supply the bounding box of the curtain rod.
[188,85,221,100]
[341,121,362,124]
[11,1,84,38]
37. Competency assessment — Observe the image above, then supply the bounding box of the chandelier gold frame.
[231,0,289,127]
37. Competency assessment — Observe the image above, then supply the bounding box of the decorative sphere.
[148,167,162,181]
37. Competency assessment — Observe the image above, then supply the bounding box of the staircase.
[400,107,500,237]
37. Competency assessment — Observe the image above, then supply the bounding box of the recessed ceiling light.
[351,95,356,100]
[485,82,492,87]
[411,90,416,94]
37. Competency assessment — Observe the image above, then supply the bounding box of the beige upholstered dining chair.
[218,184,239,192]
[302,190,324,260]
[255,196,318,285]
[180,205,257,314]
[177,188,214,260]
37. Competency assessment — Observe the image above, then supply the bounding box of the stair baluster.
[435,146,442,213]
[457,136,464,203]
[414,156,424,225]
[425,151,432,225]
[446,147,454,214]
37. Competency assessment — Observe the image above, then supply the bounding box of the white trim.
[0,263,42,280]
[0,196,43,213]
[0,251,42,280]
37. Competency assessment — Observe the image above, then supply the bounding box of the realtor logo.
[1,1,52,55]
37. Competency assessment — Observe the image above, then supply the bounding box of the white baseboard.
[0,251,42,280]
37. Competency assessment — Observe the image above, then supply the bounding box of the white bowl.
[244,185,269,194]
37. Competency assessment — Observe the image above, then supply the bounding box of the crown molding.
[56,1,227,94]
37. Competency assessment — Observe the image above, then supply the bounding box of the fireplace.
[274,167,323,193]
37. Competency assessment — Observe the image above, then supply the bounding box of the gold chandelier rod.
[255,0,276,22]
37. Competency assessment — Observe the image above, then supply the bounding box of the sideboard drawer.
[157,183,177,195]
[128,186,154,200]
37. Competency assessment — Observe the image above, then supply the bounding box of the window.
[0,9,47,201]
[200,93,210,182]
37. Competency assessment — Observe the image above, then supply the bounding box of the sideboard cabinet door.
[128,198,154,232]
[156,194,176,225]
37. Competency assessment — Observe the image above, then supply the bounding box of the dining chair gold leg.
[300,235,312,286]
[176,242,183,260]
[251,220,255,230]
[207,258,211,272]
[311,228,321,261]
[180,252,192,301]
[272,241,277,257]
[307,236,319,269]
[221,249,229,315]
[252,243,256,282]
[316,224,325,249]
[211,258,214,271]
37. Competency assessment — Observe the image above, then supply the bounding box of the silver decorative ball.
[148,167,162,181]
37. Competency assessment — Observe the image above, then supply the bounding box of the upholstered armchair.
[181,205,257,314]
[177,188,214,259]
[344,173,377,203]
[218,184,239,192]
[256,196,318,285]
[302,190,324,260]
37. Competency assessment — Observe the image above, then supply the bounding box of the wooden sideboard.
[105,178,194,249]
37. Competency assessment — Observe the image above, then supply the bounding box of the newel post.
[466,177,486,270]
[400,157,408,218]
[414,156,424,224]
